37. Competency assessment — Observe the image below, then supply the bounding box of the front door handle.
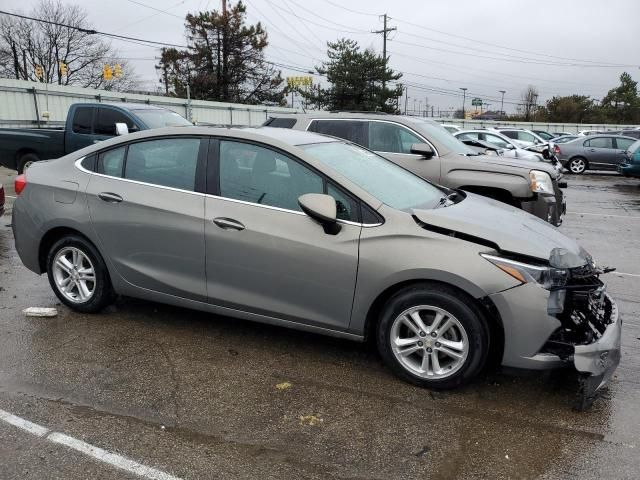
[98,192,123,203]
[213,217,245,231]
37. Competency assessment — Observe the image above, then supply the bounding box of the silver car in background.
[12,127,620,407]
[453,129,545,161]
[556,134,637,174]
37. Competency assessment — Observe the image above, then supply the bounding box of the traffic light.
[34,64,44,80]
[59,61,68,77]
[113,64,122,78]
[103,64,113,81]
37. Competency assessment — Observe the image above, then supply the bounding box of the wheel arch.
[38,226,97,273]
[362,279,505,365]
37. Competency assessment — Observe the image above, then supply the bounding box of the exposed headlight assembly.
[481,254,568,290]
[529,170,554,194]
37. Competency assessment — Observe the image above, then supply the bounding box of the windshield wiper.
[435,192,458,208]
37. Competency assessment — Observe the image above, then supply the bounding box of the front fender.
[447,169,532,198]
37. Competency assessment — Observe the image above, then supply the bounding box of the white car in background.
[453,129,543,161]
[440,123,462,133]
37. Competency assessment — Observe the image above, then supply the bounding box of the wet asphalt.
[0,166,639,479]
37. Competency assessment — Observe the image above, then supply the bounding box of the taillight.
[15,174,27,195]
[554,145,561,155]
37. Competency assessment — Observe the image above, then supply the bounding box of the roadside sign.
[471,97,482,106]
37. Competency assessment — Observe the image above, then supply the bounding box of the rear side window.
[266,117,297,128]
[97,147,126,177]
[585,137,613,148]
[124,138,201,191]
[501,130,518,139]
[72,107,94,134]
[95,108,136,136]
[308,120,368,146]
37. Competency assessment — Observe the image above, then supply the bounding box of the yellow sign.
[103,64,113,81]
[287,76,312,88]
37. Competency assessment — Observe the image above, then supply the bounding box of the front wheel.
[376,284,489,390]
[46,235,115,313]
[568,157,587,174]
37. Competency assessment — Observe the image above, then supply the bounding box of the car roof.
[241,126,336,145]
[73,102,168,112]
[268,111,442,127]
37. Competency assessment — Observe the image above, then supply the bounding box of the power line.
[122,0,184,19]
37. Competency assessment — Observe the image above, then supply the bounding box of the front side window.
[483,133,510,148]
[97,147,126,177]
[219,141,323,212]
[516,131,536,142]
[302,141,443,211]
[94,108,136,136]
[124,138,201,191]
[72,107,94,134]
[585,137,613,149]
[615,138,635,150]
[368,122,423,154]
[308,120,368,146]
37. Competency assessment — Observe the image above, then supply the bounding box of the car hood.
[460,153,558,178]
[413,193,586,265]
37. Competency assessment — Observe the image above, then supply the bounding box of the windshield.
[403,117,477,156]
[301,141,444,211]
[132,109,192,128]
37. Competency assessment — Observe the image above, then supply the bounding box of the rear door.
[67,106,96,152]
[584,137,615,169]
[85,136,208,301]
[203,138,361,330]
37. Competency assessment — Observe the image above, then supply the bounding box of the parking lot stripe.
[0,408,49,437]
[0,408,182,480]
[567,211,640,220]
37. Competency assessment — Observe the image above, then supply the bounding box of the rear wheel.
[46,235,115,313]
[376,284,489,390]
[17,153,39,174]
[568,157,587,174]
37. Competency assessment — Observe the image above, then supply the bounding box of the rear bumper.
[618,163,640,178]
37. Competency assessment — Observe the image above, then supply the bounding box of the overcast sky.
[4,0,640,113]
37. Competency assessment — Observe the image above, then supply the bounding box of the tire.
[17,153,40,174]
[568,157,587,174]
[46,235,115,313]
[376,283,489,390]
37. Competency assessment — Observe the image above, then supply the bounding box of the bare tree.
[520,85,539,121]
[0,0,139,91]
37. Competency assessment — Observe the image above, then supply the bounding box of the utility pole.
[499,90,506,117]
[404,87,409,115]
[372,14,396,93]
[460,87,467,118]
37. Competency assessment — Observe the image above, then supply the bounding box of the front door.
[204,139,360,330]
[85,137,208,301]
[584,137,615,169]
[367,121,442,183]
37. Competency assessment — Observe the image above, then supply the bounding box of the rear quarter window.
[308,120,368,146]
[266,118,298,128]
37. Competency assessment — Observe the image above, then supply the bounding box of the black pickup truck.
[0,103,192,173]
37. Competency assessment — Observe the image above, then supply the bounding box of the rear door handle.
[213,217,245,231]
[98,192,123,203]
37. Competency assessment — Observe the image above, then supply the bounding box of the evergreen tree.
[157,1,285,104]
[306,39,403,113]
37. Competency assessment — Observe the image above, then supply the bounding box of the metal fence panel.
[0,78,295,128]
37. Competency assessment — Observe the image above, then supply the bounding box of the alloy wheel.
[569,158,586,174]
[390,305,469,379]
[52,247,96,303]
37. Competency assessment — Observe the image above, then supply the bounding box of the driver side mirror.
[410,143,435,159]
[298,193,341,235]
[115,123,129,136]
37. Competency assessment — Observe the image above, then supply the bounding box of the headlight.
[529,170,554,194]
[481,254,568,290]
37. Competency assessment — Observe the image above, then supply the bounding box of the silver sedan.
[11,127,620,405]
[556,135,637,174]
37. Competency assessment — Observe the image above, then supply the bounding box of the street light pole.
[499,90,506,118]
[460,87,467,118]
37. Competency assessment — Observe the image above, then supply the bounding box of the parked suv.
[265,113,566,226]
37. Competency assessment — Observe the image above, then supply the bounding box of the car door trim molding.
[304,118,440,157]
[75,157,382,227]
